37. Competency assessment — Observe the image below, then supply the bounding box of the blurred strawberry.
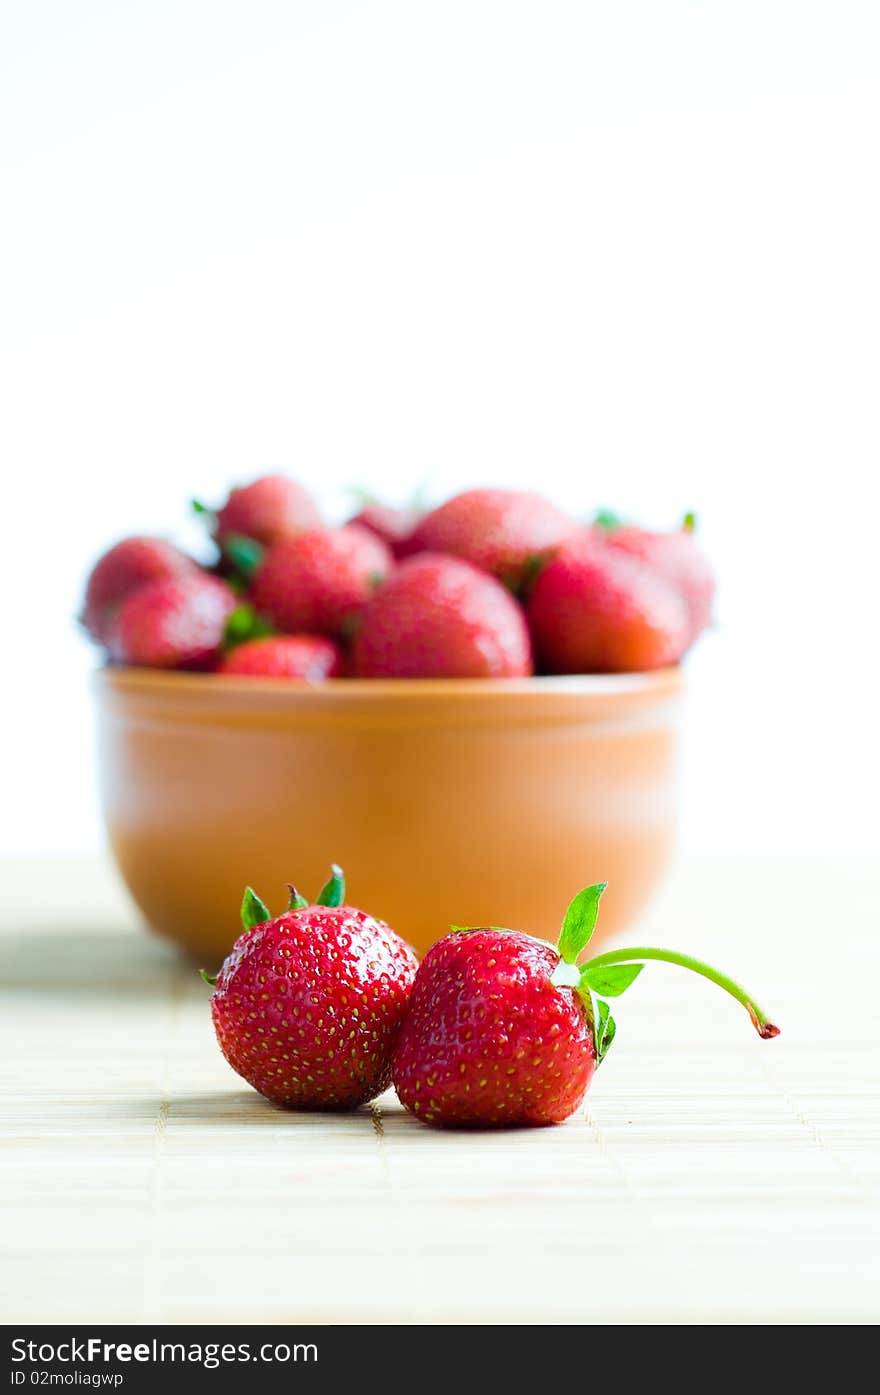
[353,553,533,678]
[208,473,321,546]
[108,573,237,670]
[82,537,197,644]
[405,488,578,591]
[602,514,715,642]
[348,502,422,557]
[527,540,690,672]
[218,634,344,679]
[251,525,392,637]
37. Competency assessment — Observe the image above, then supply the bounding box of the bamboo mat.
[1,856,878,1325]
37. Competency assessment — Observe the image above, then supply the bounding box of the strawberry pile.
[80,475,715,677]
[203,870,779,1128]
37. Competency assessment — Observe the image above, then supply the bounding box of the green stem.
[582,946,780,1039]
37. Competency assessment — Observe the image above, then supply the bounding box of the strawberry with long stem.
[393,882,779,1128]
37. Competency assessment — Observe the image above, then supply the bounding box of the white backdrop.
[2,1,878,857]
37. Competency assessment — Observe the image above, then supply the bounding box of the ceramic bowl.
[94,669,683,962]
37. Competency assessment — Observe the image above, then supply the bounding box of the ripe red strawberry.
[526,540,690,672]
[394,930,595,1127]
[352,553,533,679]
[213,473,321,545]
[406,488,578,591]
[251,525,392,637]
[82,536,197,644]
[203,868,419,1109]
[218,634,344,679]
[348,502,422,557]
[602,515,716,642]
[108,573,237,670]
[393,882,779,1129]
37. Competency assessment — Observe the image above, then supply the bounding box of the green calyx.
[223,603,274,650]
[236,865,346,928]
[241,886,271,930]
[593,508,624,531]
[222,533,264,583]
[315,864,346,907]
[200,865,348,987]
[549,881,781,1067]
[287,885,309,911]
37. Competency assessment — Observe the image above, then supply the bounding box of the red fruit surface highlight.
[527,542,690,672]
[406,488,578,590]
[603,521,716,642]
[215,474,321,545]
[209,896,419,1109]
[251,525,392,637]
[108,573,237,670]
[82,537,197,644]
[353,553,533,679]
[218,634,343,679]
[392,930,596,1127]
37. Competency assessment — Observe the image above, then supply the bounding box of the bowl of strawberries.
[83,476,714,960]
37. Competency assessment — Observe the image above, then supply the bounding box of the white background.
[2,1,878,858]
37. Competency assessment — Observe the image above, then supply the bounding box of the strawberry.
[601,514,716,642]
[81,537,197,644]
[526,539,690,672]
[202,867,419,1109]
[108,572,237,670]
[210,473,321,546]
[251,525,392,638]
[218,634,344,679]
[405,488,578,591]
[352,553,534,679]
[393,882,779,1129]
[348,502,422,557]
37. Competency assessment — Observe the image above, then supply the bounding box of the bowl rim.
[94,665,684,703]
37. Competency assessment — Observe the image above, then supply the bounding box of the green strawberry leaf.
[595,999,616,1065]
[557,882,607,963]
[191,497,214,519]
[580,961,644,998]
[241,886,271,931]
[223,603,274,650]
[287,885,309,911]
[316,864,345,908]
[199,968,218,987]
[223,533,264,582]
[594,508,624,531]
[682,510,697,532]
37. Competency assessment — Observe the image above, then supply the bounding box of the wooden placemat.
[2,856,878,1324]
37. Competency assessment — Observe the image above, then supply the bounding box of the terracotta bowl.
[94,669,683,963]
